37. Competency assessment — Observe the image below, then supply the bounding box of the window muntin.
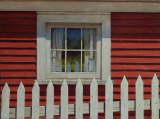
[51,27,97,73]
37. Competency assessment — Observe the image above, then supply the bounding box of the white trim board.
[0,2,160,12]
[37,14,111,82]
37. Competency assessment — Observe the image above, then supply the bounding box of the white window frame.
[37,13,111,83]
[46,23,101,79]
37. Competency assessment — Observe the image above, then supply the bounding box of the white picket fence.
[1,75,160,119]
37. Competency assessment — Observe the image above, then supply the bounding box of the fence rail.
[1,74,160,119]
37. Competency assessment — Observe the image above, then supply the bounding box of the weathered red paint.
[0,12,37,109]
[0,12,160,118]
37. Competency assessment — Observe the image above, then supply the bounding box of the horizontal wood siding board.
[111,51,160,56]
[0,26,36,33]
[0,64,36,70]
[112,72,160,78]
[0,42,36,48]
[0,33,36,38]
[0,71,36,78]
[0,56,36,63]
[111,65,160,70]
[111,13,160,100]
[112,27,160,34]
[111,13,160,20]
[0,79,34,85]
[112,58,160,63]
[0,12,36,19]
[111,33,160,39]
[0,19,36,26]
[112,43,160,49]
[112,20,160,27]
[0,49,36,55]
[0,11,37,107]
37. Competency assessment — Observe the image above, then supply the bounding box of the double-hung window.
[46,24,101,79]
[37,13,111,83]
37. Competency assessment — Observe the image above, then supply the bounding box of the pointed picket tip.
[34,80,39,86]
[106,76,112,84]
[62,80,67,87]
[76,78,82,88]
[3,82,10,91]
[18,82,25,91]
[136,75,143,85]
[32,81,39,90]
[121,76,128,85]
[48,80,53,87]
[77,78,82,85]
[91,78,97,84]
[152,73,159,83]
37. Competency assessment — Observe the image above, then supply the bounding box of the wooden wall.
[0,12,37,107]
[111,13,160,100]
[0,12,160,119]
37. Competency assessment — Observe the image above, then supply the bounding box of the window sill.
[36,79,114,85]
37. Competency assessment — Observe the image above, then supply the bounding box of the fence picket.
[76,79,83,119]
[105,76,113,119]
[136,75,144,119]
[1,83,10,119]
[46,80,54,119]
[90,78,98,119]
[121,76,128,119]
[17,82,25,119]
[32,81,40,119]
[151,74,159,119]
[1,75,160,118]
[61,80,68,119]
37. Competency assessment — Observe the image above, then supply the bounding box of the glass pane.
[67,28,81,49]
[51,51,65,72]
[51,28,65,49]
[67,51,81,72]
[82,51,96,72]
[82,29,97,50]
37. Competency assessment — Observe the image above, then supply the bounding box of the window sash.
[46,23,102,78]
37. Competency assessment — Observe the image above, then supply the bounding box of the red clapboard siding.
[0,42,36,48]
[112,27,160,34]
[111,13,160,101]
[0,26,36,33]
[0,33,36,38]
[112,34,160,40]
[0,12,36,19]
[112,20,160,26]
[112,65,160,70]
[112,50,160,56]
[0,19,36,26]
[112,43,160,49]
[0,64,36,70]
[0,49,36,55]
[112,58,160,63]
[0,78,34,85]
[0,12,37,107]
[0,38,36,41]
[0,56,36,63]
[112,72,160,78]
[0,71,36,77]
[111,13,160,20]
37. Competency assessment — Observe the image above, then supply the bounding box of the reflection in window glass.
[51,27,98,73]
[82,29,97,50]
[67,51,81,72]
[51,51,65,72]
[51,29,65,49]
[67,28,81,49]
[82,51,96,72]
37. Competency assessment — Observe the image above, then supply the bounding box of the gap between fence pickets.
[5,99,154,118]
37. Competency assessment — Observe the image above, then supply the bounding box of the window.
[46,24,101,79]
[37,13,111,82]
